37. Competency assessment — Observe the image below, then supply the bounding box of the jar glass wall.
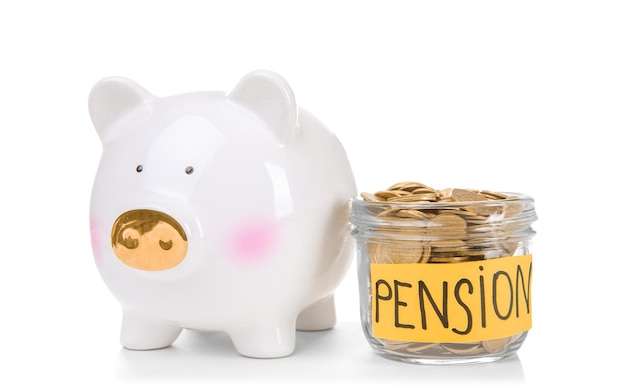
[351,190,537,365]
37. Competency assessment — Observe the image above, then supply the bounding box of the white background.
[1,1,624,388]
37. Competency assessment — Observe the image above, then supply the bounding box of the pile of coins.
[361,181,524,265]
[381,335,520,355]
[360,181,526,356]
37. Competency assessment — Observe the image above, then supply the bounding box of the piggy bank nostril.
[121,237,139,249]
[159,240,173,250]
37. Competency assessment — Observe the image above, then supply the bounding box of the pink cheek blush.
[228,219,279,264]
[90,221,103,266]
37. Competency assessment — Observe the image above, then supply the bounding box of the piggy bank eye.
[136,165,144,173]
[159,239,173,250]
[185,166,194,175]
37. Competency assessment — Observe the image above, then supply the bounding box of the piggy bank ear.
[88,77,153,144]
[228,70,298,145]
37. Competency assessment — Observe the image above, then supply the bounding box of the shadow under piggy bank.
[115,323,525,385]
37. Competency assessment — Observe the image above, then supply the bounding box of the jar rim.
[351,192,534,209]
[349,191,538,233]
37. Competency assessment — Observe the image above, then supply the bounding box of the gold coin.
[481,337,512,353]
[454,189,509,215]
[360,192,383,202]
[479,190,509,200]
[369,242,396,264]
[376,207,402,218]
[411,187,438,195]
[395,209,430,220]
[428,256,469,263]
[420,243,431,263]
[438,187,454,198]
[388,181,434,192]
[375,190,413,199]
[499,238,521,256]
[430,213,467,229]
[379,244,424,264]
[450,189,487,202]
[387,193,438,202]
[441,343,482,355]
[504,200,523,216]
[429,214,467,239]
[382,339,411,351]
[437,208,478,217]
[406,343,438,352]
[429,239,466,248]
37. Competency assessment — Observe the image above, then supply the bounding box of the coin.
[406,342,438,352]
[374,190,413,199]
[382,339,412,351]
[379,244,424,264]
[441,343,482,355]
[396,209,430,220]
[419,243,431,263]
[388,181,435,192]
[360,192,383,202]
[481,337,512,353]
[387,193,438,202]
[449,188,487,202]
[430,213,467,230]
[479,190,509,200]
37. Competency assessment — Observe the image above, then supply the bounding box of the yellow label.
[371,255,532,343]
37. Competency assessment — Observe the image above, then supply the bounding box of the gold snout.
[111,209,188,271]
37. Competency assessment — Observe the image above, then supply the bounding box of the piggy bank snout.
[111,209,188,271]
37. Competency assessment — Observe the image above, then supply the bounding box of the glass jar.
[350,192,538,364]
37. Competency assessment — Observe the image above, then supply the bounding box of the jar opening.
[350,193,537,242]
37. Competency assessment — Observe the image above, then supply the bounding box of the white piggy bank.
[88,70,356,358]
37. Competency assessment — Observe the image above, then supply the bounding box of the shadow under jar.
[350,191,538,365]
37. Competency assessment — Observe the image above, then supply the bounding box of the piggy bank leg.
[120,310,182,350]
[229,321,296,358]
[296,295,336,331]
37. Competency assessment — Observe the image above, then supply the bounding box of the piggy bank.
[88,70,356,358]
